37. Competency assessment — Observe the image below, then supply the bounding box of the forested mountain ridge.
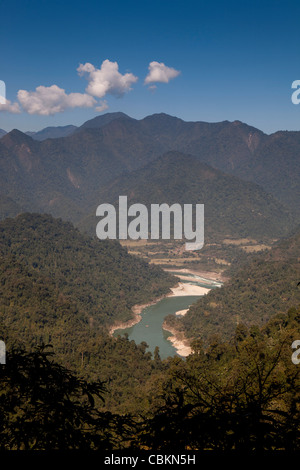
[165,227,300,345]
[0,213,175,330]
[85,151,295,241]
[0,213,177,404]
[1,112,300,226]
[27,124,78,141]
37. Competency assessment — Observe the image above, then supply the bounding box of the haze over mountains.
[25,124,77,141]
[0,111,299,242]
[84,151,294,241]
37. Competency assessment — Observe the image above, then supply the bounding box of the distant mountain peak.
[0,128,7,139]
[142,112,183,122]
[29,124,78,141]
[78,112,133,131]
[1,129,34,148]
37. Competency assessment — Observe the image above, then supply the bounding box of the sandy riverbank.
[162,322,192,357]
[168,282,210,296]
[109,268,222,357]
[109,294,169,335]
[162,268,220,355]
[175,308,188,316]
[108,311,142,335]
[109,281,206,335]
[164,267,225,283]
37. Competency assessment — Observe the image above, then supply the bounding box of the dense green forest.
[0,213,175,329]
[0,212,299,450]
[165,229,300,345]
[1,305,299,450]
[0,213,176,407]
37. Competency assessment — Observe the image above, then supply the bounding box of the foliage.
[0,213,175,329]
[0,346,131,450]
[136,307,300,451]
[0,213,175,412]
[0,308,299,451]
[167,229,300,345]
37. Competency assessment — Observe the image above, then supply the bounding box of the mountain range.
[0,112,299,243]
[1,113,299,450]
[81,151,294,241]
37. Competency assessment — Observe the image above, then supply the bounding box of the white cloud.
[77,59,138,98]
[17,85,96,115]
[144,61,180,85]
[0,99,21,113]
[95,100,109,112]
[1,59,180,116]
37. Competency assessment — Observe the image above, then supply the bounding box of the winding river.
[113,270,222,359]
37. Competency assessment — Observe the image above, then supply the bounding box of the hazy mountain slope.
[0,121,165,223]
[74,113,300,218]
[83,151,294,242]
[0,129,6,139]
[237,131,300,216]
[1,112,299,231]
[140,114,266,168]
[0,193,22,220]
[30,124,77,141]
[165,227,300,345]
[0,130,86,222]
[77,111,133,130]
[137,115,300,215]
[77,112,300,217]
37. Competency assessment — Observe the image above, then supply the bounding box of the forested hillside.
[0,213,175,359]
[1,305,299,450]
[85,151,294,241]
[0,113,299,451]
[0,212,175,325]
[1,113,300,225]
[165,229,300,345]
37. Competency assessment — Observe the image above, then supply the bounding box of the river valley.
[113,270,222,359]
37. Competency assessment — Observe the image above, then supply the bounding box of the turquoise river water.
[113,272,222,359]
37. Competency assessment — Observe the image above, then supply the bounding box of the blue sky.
[0,0,300,133]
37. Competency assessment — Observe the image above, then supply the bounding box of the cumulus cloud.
[0,99,21,113]
[17,85,96,115]
[144,61,180,85]
[1,58,181,115]
[77,59,138,98]
[95,100,109,112]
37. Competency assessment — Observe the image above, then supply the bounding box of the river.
[113,270,222,360]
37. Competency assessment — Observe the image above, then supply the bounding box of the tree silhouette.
[0,345,132,450]
[136,319,300,451]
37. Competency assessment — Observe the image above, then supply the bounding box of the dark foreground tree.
[136,309,300,451]
[0,346,132,450]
